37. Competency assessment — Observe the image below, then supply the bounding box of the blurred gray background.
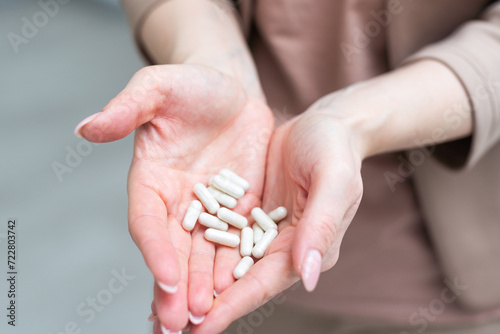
[0,1,153,333]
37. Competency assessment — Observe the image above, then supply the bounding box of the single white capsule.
[204,228,240,247]
[217,207,248,229]
[208,186,237,209]
[198,213,229,231]
[193,183,220,214]
[181,200,203,231]
[251,207,277,231]
[212,175,245,199]
[240,227,253,257]
[220,168,250,191]
[252,228,278,258]
[268,206,288,222]
[233,256,254,279]
[253,224,264,244]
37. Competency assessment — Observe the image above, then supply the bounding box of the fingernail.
[161,325,182,334]
[213,289,219,298]
[158,281,178,294]
[189,311,205,325]
[147,312,157,322]
[301,249,322,292]
[151,300,157,315]
[74,112,100,138]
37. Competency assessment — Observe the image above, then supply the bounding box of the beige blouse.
[122,0,500,323]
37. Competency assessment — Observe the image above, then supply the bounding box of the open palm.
[193,111,364,334]
[76,64,273,331]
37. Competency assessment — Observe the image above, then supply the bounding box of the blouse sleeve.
[403,2,500,169]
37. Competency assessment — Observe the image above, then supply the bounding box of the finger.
[128,178,181,292]
[188,225,216,323]
[148,299,158,322]
[212,195,259,295]
[291,165,362,292]
[152,318,160,334]
[192,229,298,334]
[152,210,191,332]
[74,66,168,142]
[212,228,240,295]
[154,278,189,332]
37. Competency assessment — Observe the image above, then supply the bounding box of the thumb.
[74,67,169,143]
[291,166,362,292]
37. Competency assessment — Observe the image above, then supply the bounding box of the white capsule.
[193,183,220,214]
[268,206,288,222]
[233,256,254,279]
[253,223,264,244]
[198,213,229,231]
[212,175,245,199]
[251,207,277,231]
[204,228,240,247]
[252,228,278,258]
[217,207,248,229]
[181,200,203,231]
[220,168,250,191]
[208,186,237,209]
[240,227,253,257]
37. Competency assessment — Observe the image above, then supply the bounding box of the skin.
[76,64,273,331]
[77,1,270,331]
[191,59,472,334]
[76,0,473,332]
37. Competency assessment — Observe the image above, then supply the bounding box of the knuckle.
[243,271,272,307]
[332,161,356,179]
[349,176,364,201]
[322,247,340,270]
[310,217,338,249]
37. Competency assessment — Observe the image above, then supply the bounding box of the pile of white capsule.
[181,168,287,280]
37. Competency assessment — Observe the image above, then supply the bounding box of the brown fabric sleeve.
[402,2,500,169]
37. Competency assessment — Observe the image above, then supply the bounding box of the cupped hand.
[193,106,365,333]
[74,64,273,332]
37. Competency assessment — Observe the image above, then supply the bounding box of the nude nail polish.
[74,112,100,138]
[189,311,205,325]
[158,281,178,294]
[301,249,322,292]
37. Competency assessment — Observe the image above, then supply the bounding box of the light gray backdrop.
[0,1,153,333]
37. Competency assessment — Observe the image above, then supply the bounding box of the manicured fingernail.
[158,281,178,294]
[74,112,100,138]
[189,311,205,325]
[151,300,157,315]
[213,289,219,298]
[147,312,157,322]
[301,249,322,292]
[161,325,182,334]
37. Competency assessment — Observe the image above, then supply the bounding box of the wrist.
[304,89,379,161]
[180,50,265,101]
[307,60,472,161]
[141,0,264,100]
